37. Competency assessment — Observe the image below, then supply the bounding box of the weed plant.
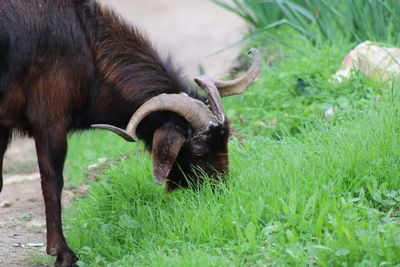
[212,0,400,45]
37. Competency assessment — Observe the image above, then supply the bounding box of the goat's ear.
[152,123,185,184]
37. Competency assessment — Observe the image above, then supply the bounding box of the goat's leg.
[0,127,10,193]
[34,129,77,267]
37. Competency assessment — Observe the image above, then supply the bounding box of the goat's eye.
[192,145,208,157]
[190,135,209,157]
[194,150,205,156]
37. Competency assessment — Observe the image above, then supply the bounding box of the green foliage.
[341,0,400,44]
[223,37,386,138]
[209,0,296,30]
[212,0,400,45]
[66,87,400,266]
[65,132,136,188]
[60,4,400,265]
[63,35,400,265]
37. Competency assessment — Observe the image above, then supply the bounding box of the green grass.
[63,34,400,265]
[223,37,386,138]
[209,0,305,30]
[29,252,53,266]
[212,0,400,45]
[66,86,400,266]
[61,3,400,264]
[65,132,136,188]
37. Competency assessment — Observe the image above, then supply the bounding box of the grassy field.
[58,1,400,266]
[64,83,400,266]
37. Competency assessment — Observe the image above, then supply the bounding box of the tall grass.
[341,0,400,44]
[66,85,400,266]
[63,36,400,265]
[212,0,400,45]
[209,0,303,30]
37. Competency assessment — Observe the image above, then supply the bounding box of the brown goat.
[0,1,260,266]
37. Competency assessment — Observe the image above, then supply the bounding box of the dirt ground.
[0,1,244,266]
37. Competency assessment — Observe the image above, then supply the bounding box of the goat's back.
[0,0,94,130]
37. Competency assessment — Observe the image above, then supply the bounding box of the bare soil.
[0,138,44,267]
[0,1,244,266]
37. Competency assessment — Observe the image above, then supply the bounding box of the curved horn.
[194,75,224,122]
[92,94,218,141]
[126,93,218,139]
[91,124,136,142]
[212,48,261,97]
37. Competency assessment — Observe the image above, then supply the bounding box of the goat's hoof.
[55,248,78,267]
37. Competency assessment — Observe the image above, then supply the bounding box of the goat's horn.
[126,93,218,139]
[194,75,224,122]
[91,124,136,142]
[91,94,217,141]
[212,48,261,97]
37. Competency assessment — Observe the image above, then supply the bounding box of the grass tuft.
[212,0,400,45]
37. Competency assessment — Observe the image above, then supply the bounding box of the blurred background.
[100,0,245,77]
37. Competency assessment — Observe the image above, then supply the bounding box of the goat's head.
[93,49,260,191]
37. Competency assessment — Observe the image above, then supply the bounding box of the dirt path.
[0,1,244,266]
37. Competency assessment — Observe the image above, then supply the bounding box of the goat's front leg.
[34,129,77,267]
[0,126,10,193]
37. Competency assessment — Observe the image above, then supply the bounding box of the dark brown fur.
[0,1,230,266]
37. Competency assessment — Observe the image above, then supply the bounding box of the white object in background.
[333,41,400,83]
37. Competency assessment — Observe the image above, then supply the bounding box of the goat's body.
[0,1,90,131]
[0,0,190,134]
[0,1,194,265]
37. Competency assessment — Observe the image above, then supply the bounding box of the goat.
[0,0,260,266]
